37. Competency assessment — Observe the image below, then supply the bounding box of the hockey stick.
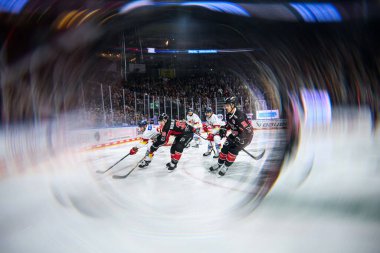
[195,133,217,155]
[226,136,266,160]
[96,154,130,174]
[198,132,265,160]
[241,147,265,160]
[112,156,145,179]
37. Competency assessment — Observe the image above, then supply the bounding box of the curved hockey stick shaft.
[197,133,265,160]
[241,147,265,160]
[96,154,130,174]
[112,156,145,179]
[195,133,216,154]
[226,136,266,160]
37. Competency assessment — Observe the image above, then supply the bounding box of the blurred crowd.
[3,25,378,130]
[84,72,257,127]
[127,72,250,99]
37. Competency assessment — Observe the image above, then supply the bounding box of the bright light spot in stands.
[0,0,28,13]
[188,49,218,54]
[181,1,251,17]
[290,3,342,22]
[301,89,332,127]
[119,1,251,17]
[119,0,153,14]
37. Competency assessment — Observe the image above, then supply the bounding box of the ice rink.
[2,1,380,252]
[1,114,380,253]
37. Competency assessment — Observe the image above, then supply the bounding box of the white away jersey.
[186,113,202,128]
[136,124,160,148]
[206,113,223,127]
[206,113,225,135]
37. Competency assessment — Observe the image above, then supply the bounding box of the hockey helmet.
[158,113,169,121]
[224,97,237,106]
[138,120,148,127]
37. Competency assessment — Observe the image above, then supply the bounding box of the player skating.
[138,113,195,171]
[203,107,224,158]
[186,108,202,148]
[127,120,160,168]
[97,120,159,175]
[209,97,253,176]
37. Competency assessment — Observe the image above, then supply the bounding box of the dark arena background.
[1,1,380,253]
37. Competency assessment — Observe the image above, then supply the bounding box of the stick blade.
[112,174,128,179]
[254,149,265,160]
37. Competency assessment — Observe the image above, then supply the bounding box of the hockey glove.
[207,133,214,141]
[202,123,209,133]
[219,127,227,139]
[234,136,245,146]
[129,147,138,155]
[149,145,158,154]
[226,135,244,146]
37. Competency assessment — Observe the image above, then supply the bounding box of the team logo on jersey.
[148,125,152,130]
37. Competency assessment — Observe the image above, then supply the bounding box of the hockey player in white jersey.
[203,107,224,158]
[186,108,202,148]
[128,120,160,168]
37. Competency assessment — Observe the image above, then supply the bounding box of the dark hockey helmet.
[205,107,213,113]
[138,120,148,127]
[187,108,194,114]
[225,97,237,106]
[158,113,169,121]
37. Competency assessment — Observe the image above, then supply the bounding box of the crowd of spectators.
[126,72,250,99]
[84,72,258,127]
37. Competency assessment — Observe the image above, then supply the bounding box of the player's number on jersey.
[176,121,186,130]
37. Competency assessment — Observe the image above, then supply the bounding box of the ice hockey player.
[186,108,202,148]
[203,107,224,158]
[128,120,160,168]
[138,113,195,171]
[209,97,253,176]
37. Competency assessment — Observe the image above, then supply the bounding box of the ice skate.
[138,160,150,168]
[203,150,212,156]
[209,163,221,172]
[166,162,177,171]
[218,164,228,176]
[212,153,219,159]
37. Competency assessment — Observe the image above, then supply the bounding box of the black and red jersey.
[225,108,253,140]
[152,119,194,148]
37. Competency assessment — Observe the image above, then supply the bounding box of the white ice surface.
[1,124,380,253]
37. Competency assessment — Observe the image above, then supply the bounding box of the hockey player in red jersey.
[138,113,195,171]
[209,97,253,176]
